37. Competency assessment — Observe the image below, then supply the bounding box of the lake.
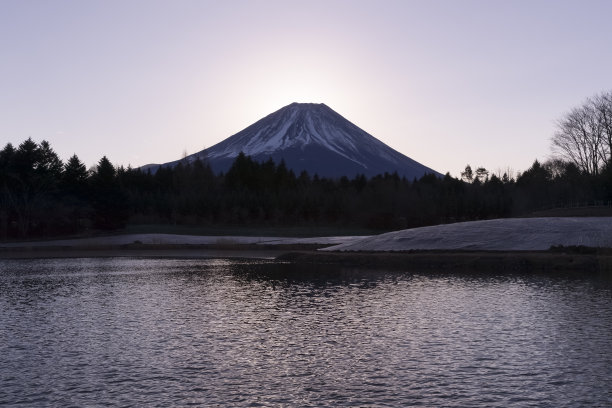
[1,257,611,407]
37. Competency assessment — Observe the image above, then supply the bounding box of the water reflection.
[0,258,611,407]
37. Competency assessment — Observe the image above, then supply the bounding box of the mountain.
[156,103,441,179]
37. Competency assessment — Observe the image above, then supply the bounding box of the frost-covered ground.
[3,217,611,252]
[322,217,612,252]
[0,234,366,248]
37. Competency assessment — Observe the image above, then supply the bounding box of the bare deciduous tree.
[593,91,612,164]
[551,90,612,175]
[475,167,489,183]
[461,164,473,183]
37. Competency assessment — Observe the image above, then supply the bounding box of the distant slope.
[157,103,441,179]
[321,217,612,251]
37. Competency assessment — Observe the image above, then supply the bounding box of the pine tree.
[90,156,128,229]
[63,154,88,187]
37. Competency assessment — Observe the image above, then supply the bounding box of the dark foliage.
[1,139,611,239]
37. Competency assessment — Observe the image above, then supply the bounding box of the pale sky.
[1,0,611,176]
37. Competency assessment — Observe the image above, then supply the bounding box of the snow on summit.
[165,103,441,179]
[207,103,375,163]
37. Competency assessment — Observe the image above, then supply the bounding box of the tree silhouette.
[552,90,612,175]
[90,156,128,229]
[2,138,64,236]
[1,137,610,240]
[461,165,473,183]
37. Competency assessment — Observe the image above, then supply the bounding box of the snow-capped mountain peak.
[168,103,440,179]
[209,103,364,161]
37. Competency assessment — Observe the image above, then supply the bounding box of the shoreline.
[0,243,323,260]
[278,250,612,275]
[2,243,611,276]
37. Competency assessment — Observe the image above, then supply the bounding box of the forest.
[2,91,612,240]
[1,138,611,240]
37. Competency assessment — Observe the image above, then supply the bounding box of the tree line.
[2,90,611,239]
[1,138,611,240]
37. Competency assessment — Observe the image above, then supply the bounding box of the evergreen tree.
[63,154,88,188]
[4,138,64,236]
[0,143,16,239]
[90,156,128,229]
[38,141,63,179]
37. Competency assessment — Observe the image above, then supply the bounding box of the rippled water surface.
[1,258,611,407]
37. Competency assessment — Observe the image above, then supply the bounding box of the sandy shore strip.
[0,233,367,249]
[1,247,287,260]
[0,234,366,259]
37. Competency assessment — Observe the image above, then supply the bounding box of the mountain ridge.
[149,102,441,179]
